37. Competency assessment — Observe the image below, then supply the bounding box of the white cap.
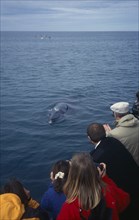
[110,102,129,114]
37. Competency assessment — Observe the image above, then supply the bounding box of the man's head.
[110,102,129,119]
[87,123,106,144]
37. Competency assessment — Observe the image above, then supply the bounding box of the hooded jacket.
[107,114,139,165]
[0,193,25,220]
[0,193,49,220]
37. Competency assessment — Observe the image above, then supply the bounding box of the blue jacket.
[41,184,66,220]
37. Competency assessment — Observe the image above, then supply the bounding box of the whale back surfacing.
[48,103,68,124]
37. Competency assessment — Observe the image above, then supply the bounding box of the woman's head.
[64,153,102,210]
[51,160,70,192]
[1,178,29,207]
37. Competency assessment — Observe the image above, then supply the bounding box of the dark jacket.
[132,100,139,119]
[90,136,139,220]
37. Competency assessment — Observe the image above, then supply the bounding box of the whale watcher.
[103,101,139,166]
[41,160,70,220]
[0,178,49,220]
[87,123,139,220]
[132,91,139,119]
[57,152,130,220]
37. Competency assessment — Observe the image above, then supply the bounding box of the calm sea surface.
[0,31,139,200]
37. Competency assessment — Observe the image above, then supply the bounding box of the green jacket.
[107,114,139,166]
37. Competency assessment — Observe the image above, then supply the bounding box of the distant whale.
[48,103,68,124]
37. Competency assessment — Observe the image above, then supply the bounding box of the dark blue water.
[1,31,138,201]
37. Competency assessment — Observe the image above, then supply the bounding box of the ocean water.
[0,31,138,200]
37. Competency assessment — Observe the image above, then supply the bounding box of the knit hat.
[110,102,129,114]
[0,193,25,220]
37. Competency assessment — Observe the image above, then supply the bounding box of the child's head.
[1,178,29,207]
[51,160,70,192]
[64,152,102,210]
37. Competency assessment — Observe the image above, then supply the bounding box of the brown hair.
[87,123,106,142]
[63,153,102,210]
[1,178,28,207]
[52,160,70,192]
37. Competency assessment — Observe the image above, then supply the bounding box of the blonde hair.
[64,152,102,210]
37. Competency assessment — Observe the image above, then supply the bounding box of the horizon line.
[1,30,139,32]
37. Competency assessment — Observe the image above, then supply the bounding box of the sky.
[1,0,139,31]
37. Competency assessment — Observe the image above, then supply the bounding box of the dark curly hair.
[52,160,70,193]
[1,178,29,207]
